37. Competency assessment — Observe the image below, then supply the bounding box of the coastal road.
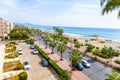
[16,43,57,80]
[35,34,112,80]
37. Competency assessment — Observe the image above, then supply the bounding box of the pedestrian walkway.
[35,41,89,80]
[0,44,5,80]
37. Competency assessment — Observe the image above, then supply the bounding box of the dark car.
[27,41,30,44]
[81,60,90,68]
[41,58,49,67]
[76,63,84,70]
[30,44,34,49]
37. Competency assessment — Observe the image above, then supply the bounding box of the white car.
[33,49,38,54]
[18,49,23,54]
[81,60,91,68]
[23,61,31,70]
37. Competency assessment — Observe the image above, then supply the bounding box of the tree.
[49,41,56,54]
[57,43,67,60]
[44,35,50,49]
[105,70,120,80]
[74,41,81,51]
[53,27,64,35]
[101,0,120,18]
[69,50,82,70]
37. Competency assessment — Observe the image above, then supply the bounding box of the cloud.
[0,0,120,28]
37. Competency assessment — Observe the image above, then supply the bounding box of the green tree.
[105,70,120,80]
[69,50,82,70]
[44,35,50,49]
[101,0,120,17]
[74,41,81,51]
[57,43,67,60]
[49,41,56,54]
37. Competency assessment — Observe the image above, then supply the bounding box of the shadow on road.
[87,59,95,63]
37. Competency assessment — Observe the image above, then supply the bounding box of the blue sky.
[0,0,120,28]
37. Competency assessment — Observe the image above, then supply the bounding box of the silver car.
[23,61,31,70]
[18,49,23,54]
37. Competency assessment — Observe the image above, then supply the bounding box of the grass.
[5,52,18,59]
[3,61,24,72]
[114,59,120,64]
[4,72,27,80]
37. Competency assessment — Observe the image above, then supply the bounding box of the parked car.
[33,49,38,54]
[30,44,34,49]
[23,61,31,70]
[41,58,49,67]
[81,60,91,68]
[76,63,84,70]
[27,41,30,44]
[18,49,23,54]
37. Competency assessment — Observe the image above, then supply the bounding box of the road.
[35,34,112,80]
[16,43,57,80]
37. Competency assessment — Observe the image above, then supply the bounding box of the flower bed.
[4,72,27,80]
[3,61,24,72]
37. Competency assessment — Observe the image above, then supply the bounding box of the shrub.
[5,53,18,58]
[9,41,15,44]
[92,49,101,56]
[114,59,120,64]
[86,44,95,52]
[18,72,27,80]
[4,72,27,80]
[35,45,71,80]
[15,63,24,70]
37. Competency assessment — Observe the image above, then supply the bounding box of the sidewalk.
[35,41,89,80]
[0,44,5,80]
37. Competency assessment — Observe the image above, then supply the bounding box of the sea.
[23,23,120,42]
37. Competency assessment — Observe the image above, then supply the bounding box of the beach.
[63,33,120,52]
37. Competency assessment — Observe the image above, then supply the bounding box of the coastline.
[34,27,120,51]
[64,32,120,52]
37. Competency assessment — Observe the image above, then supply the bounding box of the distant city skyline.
[0,0,120,28]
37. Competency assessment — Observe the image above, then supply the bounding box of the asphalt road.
[16,43,57,80]
[35,34,112,80]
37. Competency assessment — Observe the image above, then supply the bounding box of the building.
[0,18,14,38]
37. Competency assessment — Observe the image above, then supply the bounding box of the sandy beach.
[63,33,120,51]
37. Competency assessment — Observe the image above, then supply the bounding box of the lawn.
[4,72,27,80]
[3,61,24,72]
[5,52,18,59]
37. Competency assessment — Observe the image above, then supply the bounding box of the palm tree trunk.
[51,48,54,54]
[60,53,63,60]
[45,42,47,49]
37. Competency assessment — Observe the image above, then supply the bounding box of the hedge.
[35,45,71,80]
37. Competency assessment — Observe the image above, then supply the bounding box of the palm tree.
[101,0,120,17]
[69,50,82,70]
[44,35,50,49]
[74,41,81,51]
[105,70,120,80]
[49,41,56,54]
[57,43,67,60]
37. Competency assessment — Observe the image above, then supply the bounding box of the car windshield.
[34,49,37,51]
[24,62,29,65]
[18,49,22,51]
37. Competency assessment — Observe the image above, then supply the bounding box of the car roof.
[24,61,29,65]
[82,60,87,62]
[18,49,22,50]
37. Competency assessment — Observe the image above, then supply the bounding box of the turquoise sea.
[23,23,120,41]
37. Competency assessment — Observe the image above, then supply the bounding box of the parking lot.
[16,43,57,80]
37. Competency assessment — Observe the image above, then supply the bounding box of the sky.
[0,0,120,28]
